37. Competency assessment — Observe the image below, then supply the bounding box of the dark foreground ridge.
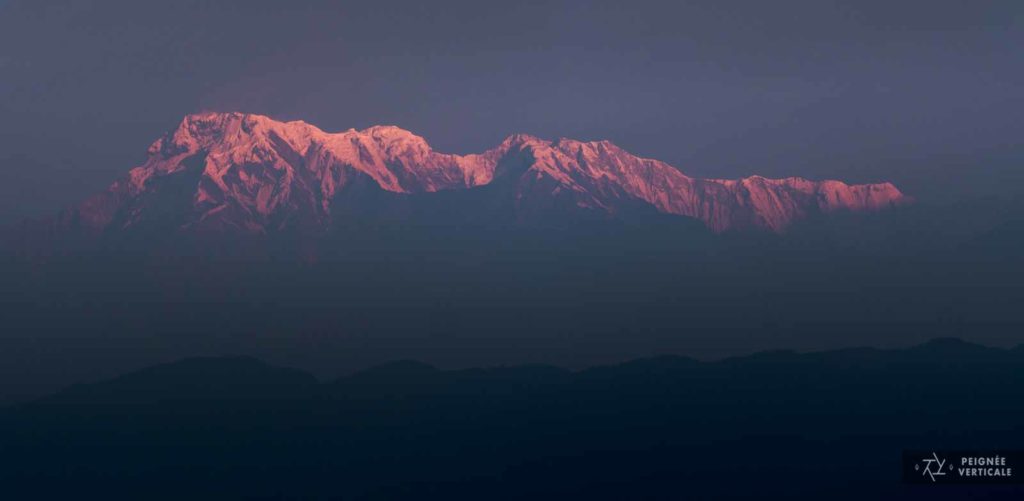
[3,338,1024,500]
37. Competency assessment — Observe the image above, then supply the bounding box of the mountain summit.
[61,112,907,239]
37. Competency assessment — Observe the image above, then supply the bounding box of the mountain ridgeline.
[3,111,1021,411]
[20,112,907,257]
[3,339,1023,500]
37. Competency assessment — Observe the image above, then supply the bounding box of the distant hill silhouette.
[3,339,1024,500]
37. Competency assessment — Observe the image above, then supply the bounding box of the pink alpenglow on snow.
[72,112,910,235]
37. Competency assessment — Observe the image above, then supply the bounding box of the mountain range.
[4,339,1023,500]
[47,112,907,247]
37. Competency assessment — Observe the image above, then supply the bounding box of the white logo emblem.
[916,452,948,482]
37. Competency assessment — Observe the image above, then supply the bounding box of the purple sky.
[1,0,1021,223]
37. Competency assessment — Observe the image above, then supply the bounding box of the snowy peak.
[68,112,908,237]
[147,112,318,158]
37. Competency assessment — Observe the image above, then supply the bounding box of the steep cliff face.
[67,112,908,237]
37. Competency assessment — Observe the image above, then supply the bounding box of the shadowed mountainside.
[2,203,1022,405]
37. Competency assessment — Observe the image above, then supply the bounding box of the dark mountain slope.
[3,339,1023,500]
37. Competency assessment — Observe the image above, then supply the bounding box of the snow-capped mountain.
[59,112,908,239]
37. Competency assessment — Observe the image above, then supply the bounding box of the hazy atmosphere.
[1,0,1021,223]
[2,3,1024,498]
